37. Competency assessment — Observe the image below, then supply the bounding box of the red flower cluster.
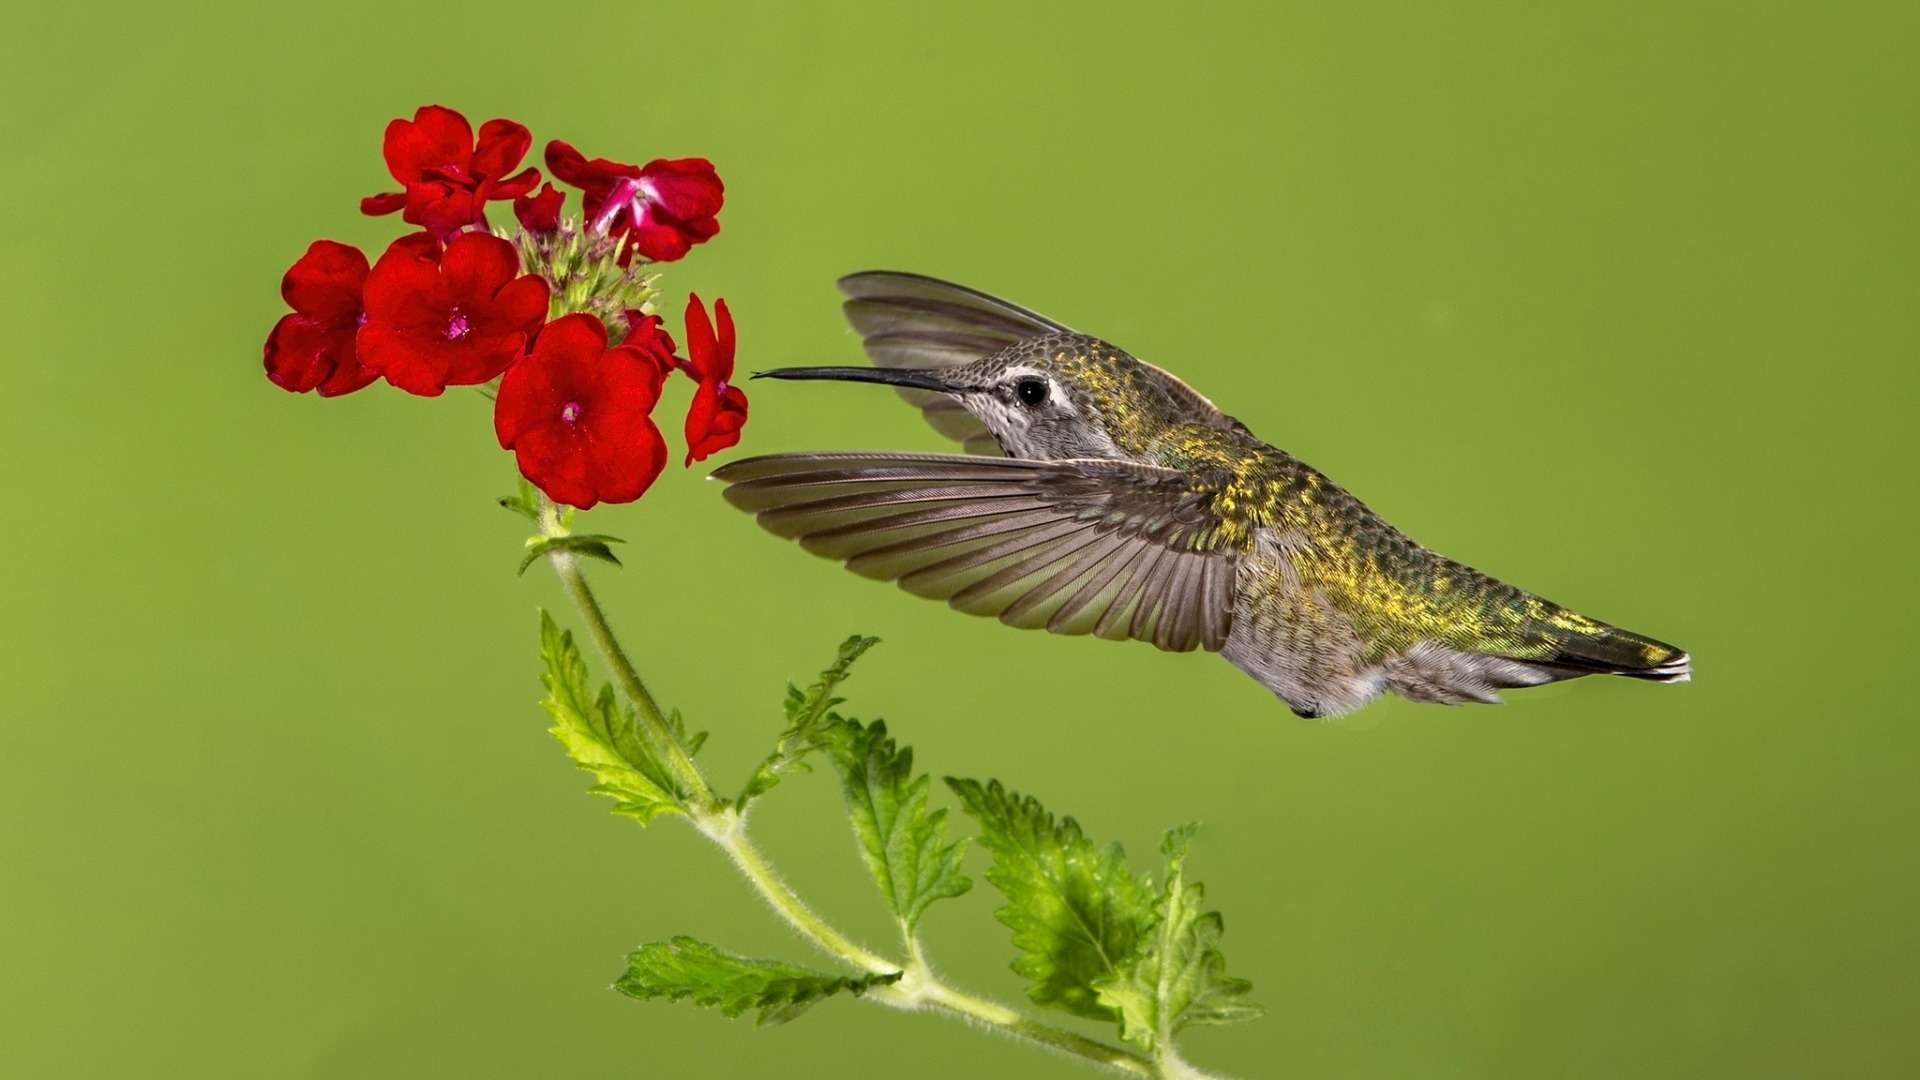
[264,103,746,508]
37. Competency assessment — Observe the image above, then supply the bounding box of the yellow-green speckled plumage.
[1052,340,1633,668]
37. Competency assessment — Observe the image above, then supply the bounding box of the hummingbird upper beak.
[751,366,969,394]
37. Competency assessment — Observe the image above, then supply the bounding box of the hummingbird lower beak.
[751,366,964,394]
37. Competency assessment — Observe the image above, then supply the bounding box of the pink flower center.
[589,176,651,235]
[561,401,583,425]
[445,309,471,340]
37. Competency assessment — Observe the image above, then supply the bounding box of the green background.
[5,2,1915,1076]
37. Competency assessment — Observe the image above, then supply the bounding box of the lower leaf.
[616,937,901,1025]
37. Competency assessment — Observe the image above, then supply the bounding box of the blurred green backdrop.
[4,2,1916,1076]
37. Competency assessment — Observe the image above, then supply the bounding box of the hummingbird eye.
[1014,377,1049,408]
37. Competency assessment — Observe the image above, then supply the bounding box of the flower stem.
[538,504,716,810]
[535,504,1203,1079]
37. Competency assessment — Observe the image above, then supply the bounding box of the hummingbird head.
[755,335,1158,460]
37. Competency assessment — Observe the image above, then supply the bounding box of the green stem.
[916,983,1158,1077]
[535,502,1196,1079]
[699,810,895,972]
[539,504,716,810]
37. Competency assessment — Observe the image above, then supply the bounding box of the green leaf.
[498,477,541,522]
[518,533,626,576]
[616,937,901,1024]
[736,635,878,809]
[828,719,972,934]
[1093,826,1262,1052]
[538,611,685,825]
[945,778,1155,1021]
[667,706,708,758]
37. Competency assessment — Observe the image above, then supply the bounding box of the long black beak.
[752,366,963,394]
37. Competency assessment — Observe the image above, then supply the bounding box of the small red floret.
[544,140,723,265]
[264,240,377,397]
[494,313,669,509]
[362,105,541,238]
[358,232,550,396]
[620,310,678,376]
[513,182,564,234]
[680,293,748,465]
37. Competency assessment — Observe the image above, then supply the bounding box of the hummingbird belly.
[1219,529,1389,718]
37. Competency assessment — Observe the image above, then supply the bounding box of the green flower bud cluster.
[505,221,659,343]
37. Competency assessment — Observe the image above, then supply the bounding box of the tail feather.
[1508,624,1691,685]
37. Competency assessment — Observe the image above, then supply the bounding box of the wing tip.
[836,269,929,296]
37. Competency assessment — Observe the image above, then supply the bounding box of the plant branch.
[536,505,1204,1079]
[697,809,896,972]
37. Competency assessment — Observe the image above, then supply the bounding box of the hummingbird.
[713,272,1689,717]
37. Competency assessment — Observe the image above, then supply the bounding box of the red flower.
[358,232,550,396]
[545,140,722,265]
[361,105,540,238]
[264,240,377,396]
[621,310,677,372]
[680,293,748,465]
[494,313,668,509]
[513,182,564,234]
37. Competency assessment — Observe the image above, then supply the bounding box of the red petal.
[583,349,667,503]
[486,274,552,335]
[512,423,597,509]
[442,331,528,386]
[472,118,532,179]
[357,323,449,396]
[682,293,715,378]
[619,311,677,373]
[265,314,334,393]
[627,217,694,262]
[683,380,718,464]
[544,139,640,194]
[584,402,666,504]
[489,167,540,200]
[440,232,520,305]
[383,104,473,184]
[679,215,721,243]
[360,191,407,216]
[316,332,378,397]
[281,240,368,325]
[536,311,610,367]
[639,157,725,220]
[403,182,483,235]
[683,382,748,464]
[385,231,443,263]
[362,242,447,331]
[712,297,735,381]
[543,139,590,186]
[513,183,564,233]
[495,363,554,448]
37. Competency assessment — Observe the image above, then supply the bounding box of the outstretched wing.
[713,452,1239,652]
[837,272,1075,457]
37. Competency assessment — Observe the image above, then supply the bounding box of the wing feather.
[835,271,1244,452]
[713,452,1237,652]
[836,272,1078,457]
